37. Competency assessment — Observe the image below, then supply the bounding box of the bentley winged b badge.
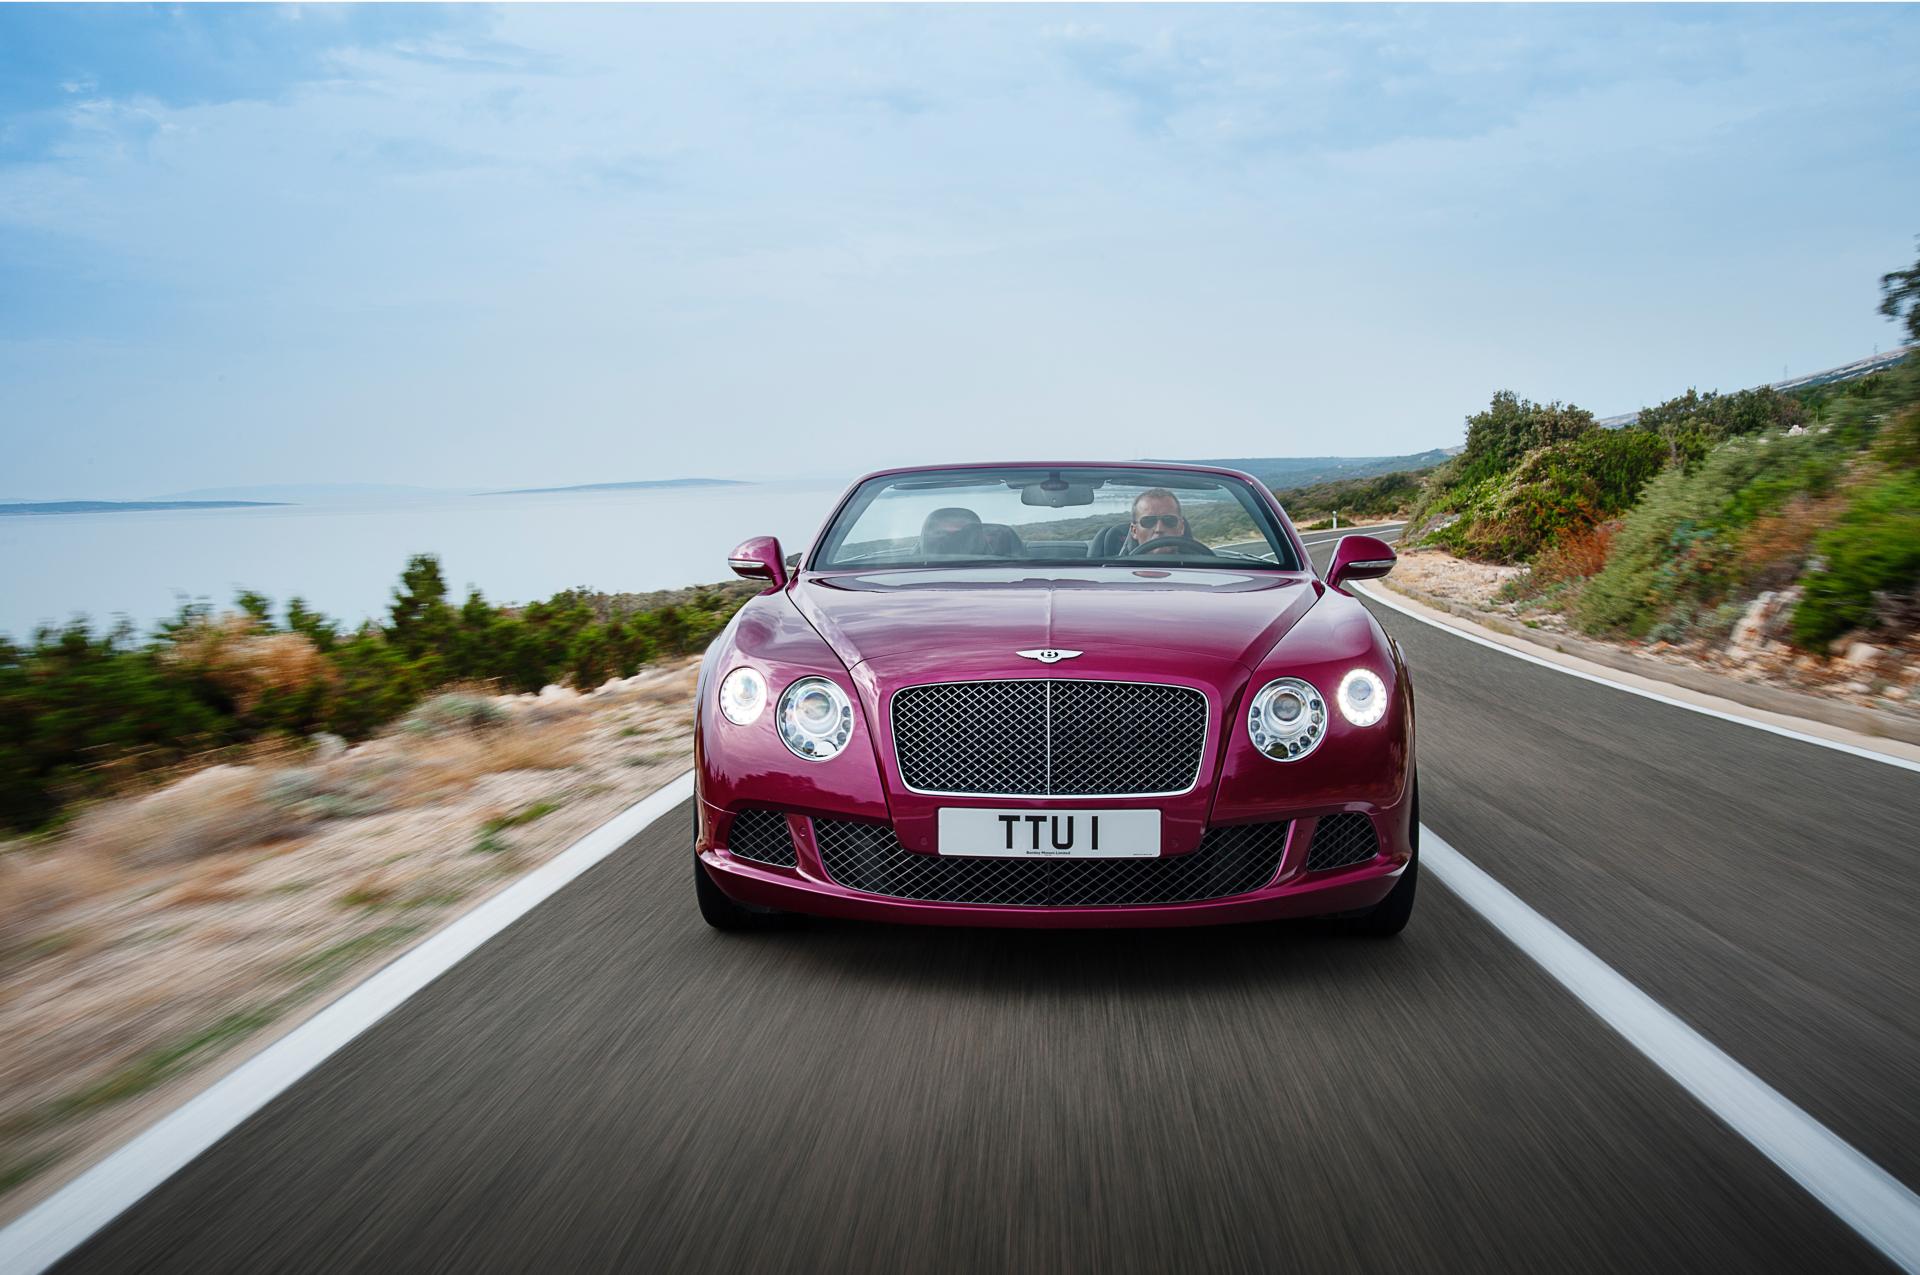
[1015,649,1083,664]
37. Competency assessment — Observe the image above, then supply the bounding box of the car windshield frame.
[807,466,1303,573]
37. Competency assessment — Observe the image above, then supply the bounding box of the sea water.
[0,480,852,639]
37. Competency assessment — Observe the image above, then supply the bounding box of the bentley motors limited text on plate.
[937,808,1161,857]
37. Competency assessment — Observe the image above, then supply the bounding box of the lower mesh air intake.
[813,818,1290,906]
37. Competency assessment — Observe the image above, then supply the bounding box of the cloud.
[0,4,1915,498]
[381,33,563,77]
[1038,8,1800,159]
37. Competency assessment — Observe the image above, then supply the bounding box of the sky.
[1,3,1917,498]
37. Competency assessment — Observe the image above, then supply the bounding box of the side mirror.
[1326,534,1395,593]
[728,536,788,590]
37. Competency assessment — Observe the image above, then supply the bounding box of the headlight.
[1247,677,1326,761]
[718,667,767,726]
[1337,668,1388,727]
[778,676,854,761]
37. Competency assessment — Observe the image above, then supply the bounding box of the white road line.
[0,773,698,1275]
[1354,580,1920,775]
[1423,829,1920,1271]
[7,753,1916,1270]
[1297,521,1405,546]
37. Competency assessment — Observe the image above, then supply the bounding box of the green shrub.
[1575,431,1846,637]
[324,631,422,740]
[1428,429,1667,563]
[0,622,231,831]
[1404,392,1598,538]
[1791,472,1920,647]
[1456,391,1598,486]
[1631,386,1806,464]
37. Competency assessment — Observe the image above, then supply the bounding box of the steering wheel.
[1130,535,1216,557]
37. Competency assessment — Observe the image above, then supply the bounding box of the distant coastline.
[0,500,288,517]
[485,477,750,496]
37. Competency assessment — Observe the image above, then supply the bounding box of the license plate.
[937,808,1160,858]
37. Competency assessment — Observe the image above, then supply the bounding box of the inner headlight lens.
[718,667,767,725]
[1248,677,1326,761]
[1337,668,1388,727]
[778,676,854,761]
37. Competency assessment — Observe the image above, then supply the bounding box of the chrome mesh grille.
[1305,812,1379,872]
[891,680,1207,796]
[814,818,1289,907]
[726,808,796,868]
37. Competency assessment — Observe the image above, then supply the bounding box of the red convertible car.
[693,462,1416,933]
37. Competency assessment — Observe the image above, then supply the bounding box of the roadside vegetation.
[1402,246,1920,667]
[0,657,699,1205]
[1273,470,1430,527]
[0,559,754,834]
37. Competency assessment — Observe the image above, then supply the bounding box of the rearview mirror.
[728,536,788,590]
[1326,534,1395,593]
[1020,482,1096,508]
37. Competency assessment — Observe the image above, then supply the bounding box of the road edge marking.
[0,772,697,1275]
[1422,828,1920,1270]
[1355,579,1920,774]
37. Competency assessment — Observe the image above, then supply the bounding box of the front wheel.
[1345,849,1416,937]
[694,858,795,931]
[693,809,793,931]
[1345,777,1418,938]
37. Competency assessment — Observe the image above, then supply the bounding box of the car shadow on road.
[735,913,1426,999]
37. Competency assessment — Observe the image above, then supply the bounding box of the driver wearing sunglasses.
[1127,488,1189,554]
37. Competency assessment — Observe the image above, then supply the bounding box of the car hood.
[790,567,1321,676]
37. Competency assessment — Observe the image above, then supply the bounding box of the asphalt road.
[61,531,1918,1272]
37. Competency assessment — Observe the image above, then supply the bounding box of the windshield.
[811,467,1300,571]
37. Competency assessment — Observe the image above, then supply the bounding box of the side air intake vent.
[1305,813,1379,873]
[727,808,796,867]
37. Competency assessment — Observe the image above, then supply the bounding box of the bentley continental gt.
[693,463,1416,933]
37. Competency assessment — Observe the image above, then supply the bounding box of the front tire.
[1345,777,1418,938]
[696,859,788,930]
[694,810,793,931]
[1345,849,1416,937]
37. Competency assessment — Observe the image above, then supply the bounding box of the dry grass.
[61,767,299,873]
[1736,492,1849,591]
[479,719,589,771]
[338,871,398,909]
[163,617,336,712]
[636,671,698,705]
[1529,520,1620,589]
[0,853,113,957]
[350,719,589,809]
[154,859,257,909]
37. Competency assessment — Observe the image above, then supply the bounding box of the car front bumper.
[696,793,1411,929]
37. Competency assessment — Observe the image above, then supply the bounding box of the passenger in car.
[918,507,1026,557]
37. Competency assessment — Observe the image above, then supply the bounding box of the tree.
[1881,237,1920,346]
[1633,386,1805,465]
[236,590,275,628]
[285,597,338,653]
[388,554,454,661]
